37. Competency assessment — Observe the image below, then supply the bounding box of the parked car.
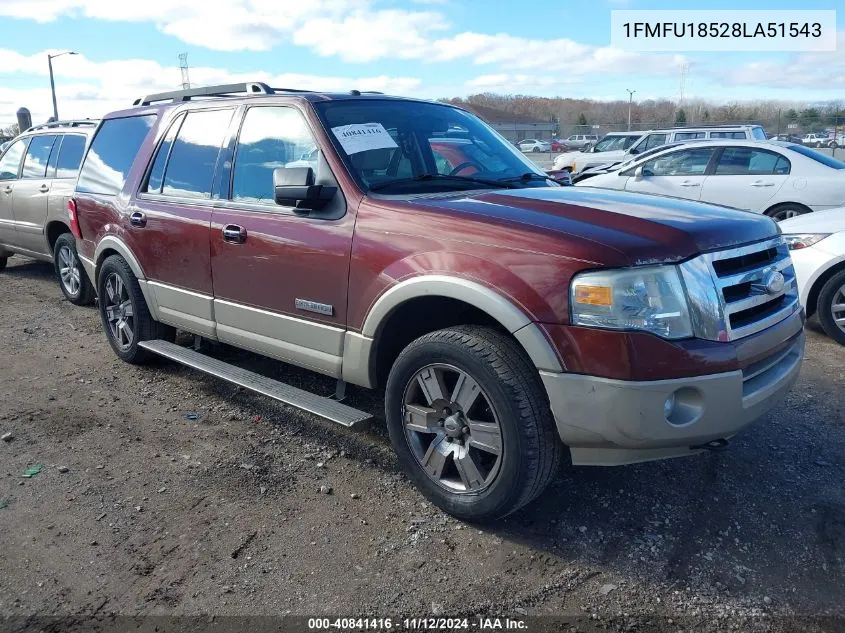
[518,138,551,153]
[564,134,598,150]
[552,132,643,175]
[571,140,701,184]
[73,82,803,521]
[579,140,845,221]
[0,120,97,303]
[801,133,832,148]
[781,207,845,344]
[555,125,768,175]
[550,138,567,152]
[769,134,803,144]
[0,139,12,154]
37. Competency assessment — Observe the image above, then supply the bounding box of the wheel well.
[372,296,509,388]
[95,248,121,282]
[764,202,812,217]
[45,221,71,252]
[805,260,845,318]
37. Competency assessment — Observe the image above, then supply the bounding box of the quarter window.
[642,147,716,176]
[146,114,185,193]
[77,115,155,195]
[162,109,234,199]
[0,138,28,180]
[22,135,58,179]
[714,148,791,175]
[55,135,87,179]
[231,106,319,205]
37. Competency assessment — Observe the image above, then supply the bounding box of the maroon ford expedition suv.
[71,83,804,521]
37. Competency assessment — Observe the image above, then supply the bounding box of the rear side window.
[709,131,746,139]
[674,132,706,141]
[161,108,234,199]
[55,134,87,179]
[714,148,791,175]
[77,115,155,195]
[0,138,28,180]
[145,114,185,193]
[22,135,58,179]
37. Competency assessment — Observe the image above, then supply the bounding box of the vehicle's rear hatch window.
[77,115,155,195]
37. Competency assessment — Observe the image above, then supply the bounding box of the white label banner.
[331,123,398,155]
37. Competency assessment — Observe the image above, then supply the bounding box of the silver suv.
[0,120,97,304]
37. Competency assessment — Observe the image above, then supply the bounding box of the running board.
[138,340,372,428]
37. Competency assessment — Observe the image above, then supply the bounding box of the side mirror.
[634,165,645,180]
[274,167,336,211]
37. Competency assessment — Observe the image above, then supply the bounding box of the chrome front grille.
[679,236,801,342]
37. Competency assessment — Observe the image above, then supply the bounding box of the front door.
[624,146,718,202]
[210,104,354,378]
[0,137,28,247]
[699,146,790,212]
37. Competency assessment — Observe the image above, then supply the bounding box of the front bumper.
[541,331,804,466]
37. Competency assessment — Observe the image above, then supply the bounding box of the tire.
[385,325,562,522]
[532,147,540,153]
[53,233,95,306]
[816,269,845,345]
[765,203,810,222]
[97,254,174,364]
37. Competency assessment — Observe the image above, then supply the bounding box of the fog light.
[664,387,704,427]
[663,393,676,418]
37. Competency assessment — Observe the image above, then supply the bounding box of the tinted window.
[77,115,155,195]
[674,132,706,140]
[162,109,233,199]
[714,148,791,175]
[0,138,27,180]
[146,114,184,193]
[751,127,767,140]
[643,147,716,176]
[787,144,845,169]
[22,135,57,178]
[593,135,641,152]
[709,131,746,139]
[641,133,668,151]
[55,135,87,179]
[232,106,318,204]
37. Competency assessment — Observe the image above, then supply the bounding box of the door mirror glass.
[273,166,337,211]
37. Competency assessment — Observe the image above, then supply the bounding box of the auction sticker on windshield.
[331,123,398,155]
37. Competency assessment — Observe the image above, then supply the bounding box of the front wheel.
[385,326,562,522]
[53,233,95,305]
[817,269,845,345]
[97,255,174,363]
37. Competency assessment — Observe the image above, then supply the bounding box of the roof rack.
[25,119,98,132]
[133,82,277,106]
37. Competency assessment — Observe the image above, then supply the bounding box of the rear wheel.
[817,269,845,345]
[766,203,810,222]
[53,233,95,305]
[385,325,562,522]
[97,255,174,363]
[532,147,540,153]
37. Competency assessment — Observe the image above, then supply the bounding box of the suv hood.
[408,186,778,267]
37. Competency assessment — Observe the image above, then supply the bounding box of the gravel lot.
[1,257,843,633]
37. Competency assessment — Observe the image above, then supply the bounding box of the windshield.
[787,144,845,169]
[592,135,639,153]
[315,100,552,193]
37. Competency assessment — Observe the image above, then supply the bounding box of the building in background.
[458,103,556,143]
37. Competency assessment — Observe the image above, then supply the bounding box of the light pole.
[47,51,77,121]
[626,89,636,131]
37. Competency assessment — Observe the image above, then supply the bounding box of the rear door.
[46,134,88,246]
[699,146,791,212]
[12,134,58,254]
[0,138,28,247]
[624,146,718,200]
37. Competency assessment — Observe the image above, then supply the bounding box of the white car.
[552,132,642,174]
[801,133,833,148]
[781,207,845,344]
[518,139,551,153]
[577,140,845,221]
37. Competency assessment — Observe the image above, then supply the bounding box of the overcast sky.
[1,0,843,126]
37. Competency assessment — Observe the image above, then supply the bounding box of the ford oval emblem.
[763,270,785,295]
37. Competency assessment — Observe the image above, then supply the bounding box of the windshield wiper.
[496,172,555,185]
[369,173,515,192]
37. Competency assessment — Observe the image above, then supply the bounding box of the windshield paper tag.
[331,123,398,155]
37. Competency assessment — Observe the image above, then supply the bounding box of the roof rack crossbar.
[25,119,98,132]
[133,82,275,106]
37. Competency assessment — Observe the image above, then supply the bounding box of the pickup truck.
[72,83,805,521]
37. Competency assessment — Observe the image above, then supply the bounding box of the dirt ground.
[1,257,843,633]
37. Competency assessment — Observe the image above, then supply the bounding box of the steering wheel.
[449,161,483,176]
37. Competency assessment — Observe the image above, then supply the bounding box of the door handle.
[750,181,775,187]
[222,224,247,244]
[38,184,50,193]
[2,186,11,194]
[129,211,147,228]
[679,181,700,187]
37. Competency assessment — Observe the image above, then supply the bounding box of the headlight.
[571,266,693,339]
[782,233,830,250]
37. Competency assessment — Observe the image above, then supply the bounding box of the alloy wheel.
[771,207,805,221]
[58,245,81,297]
[402,363,503,493]
[832,284,845,336]
[103,273,135,351]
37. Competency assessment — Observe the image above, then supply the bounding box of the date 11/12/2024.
[307,617,527,630]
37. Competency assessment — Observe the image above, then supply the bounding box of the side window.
[715,148,791,175]
[55,135,87,179]
[21,135,58,179]
[674,132,706,141]
[642,148,716,176]
[0,138,28,180]
[77,115,155,195]
[641,134,668,151]
[231,106,319,205]
[162,109,234,199]
[145,114,185,193]
[710,131,746,139]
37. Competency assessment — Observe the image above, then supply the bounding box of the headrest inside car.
[350,148,393,171]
